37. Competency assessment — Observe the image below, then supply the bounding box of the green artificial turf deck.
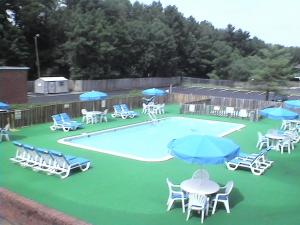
[1,104,300,225]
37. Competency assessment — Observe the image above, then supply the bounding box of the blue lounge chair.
[60,113,83,128]
[120,104,138,118]
[111,105,129,119]
[50,114,80,132]
[49,151,91,179]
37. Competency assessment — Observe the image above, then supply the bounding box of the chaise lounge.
[225,148,273,175]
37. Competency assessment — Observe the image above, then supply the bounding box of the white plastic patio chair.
[238,109,248,118]
[99,109,108,122]
[278,137,293,154]
[211,181,234,214]
[186,193,209,223]
[281,120,291,130]
[256,132,269,150]
[225,107,235,117]
[192,169,209,180]
[81,109,88,122]
[0,123,10,141]
[142,103,149,114]
[212,106,221,115]
[166,178,188,213]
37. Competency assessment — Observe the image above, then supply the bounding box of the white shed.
[34,77,69,94]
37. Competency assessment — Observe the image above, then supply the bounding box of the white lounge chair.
[225,154,268,175]
[166,178,188,213]
[186,194,209,223]
[211,181,234,214]
[238,148,273,169]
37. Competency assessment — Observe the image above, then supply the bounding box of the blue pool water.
[59,117,244,161]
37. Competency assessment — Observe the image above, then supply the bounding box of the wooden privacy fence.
[0,95,169,128]
[170,93,280,109]
[181,103,259,121]
[0,93,281,128]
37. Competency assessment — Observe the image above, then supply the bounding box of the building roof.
[38,77,68,81]
[0,66,30,70]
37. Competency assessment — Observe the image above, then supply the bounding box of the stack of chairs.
[225,147,273,175]
[10,141,90,179]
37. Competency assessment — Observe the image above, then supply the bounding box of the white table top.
[180,179,220,195]
[265,133,285,140]
[86,111,102,115]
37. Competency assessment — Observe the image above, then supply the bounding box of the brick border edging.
[0,188,91,225]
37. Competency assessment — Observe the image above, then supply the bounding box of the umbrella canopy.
[0,102,10,110]
[79,91,108,101]
[284,100,300,109]
[142,88,166,96]
[259,107,298,120]
[168,135,240,165]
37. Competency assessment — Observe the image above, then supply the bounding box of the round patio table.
[180,178,220,195]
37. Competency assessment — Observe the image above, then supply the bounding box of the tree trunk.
[265,90,270,101]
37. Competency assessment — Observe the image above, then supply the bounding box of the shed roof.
[38,77,68,81]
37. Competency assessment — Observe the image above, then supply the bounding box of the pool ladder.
[147,111,157,123]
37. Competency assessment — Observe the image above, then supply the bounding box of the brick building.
[0,67,29,104]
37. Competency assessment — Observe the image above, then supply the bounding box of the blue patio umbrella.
[79,91,108,110]
[0,102,10,110]
[142,88,166,96]
[259,107,298,120]
[167,135,240,165]
[284,100,300,109]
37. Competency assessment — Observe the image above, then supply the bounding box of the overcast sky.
[130,0,299,47]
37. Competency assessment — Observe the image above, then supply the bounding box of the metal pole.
[34,34,41,78]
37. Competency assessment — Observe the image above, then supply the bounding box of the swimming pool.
[58,117,244,162]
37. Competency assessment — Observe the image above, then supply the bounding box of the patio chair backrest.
[113,105,122,113]
[52,114,63,124]
[102,109,108,115]
[3,123,10,131]
[36,148,53,165]
[224,181,234,195]
[60,113,71,122]
[81,109,88,115]
[50,151,69,169]
[23,144,39,161]
[188,193,208,207]
[120,104,130,112]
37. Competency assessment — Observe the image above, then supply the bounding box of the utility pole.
[34,34,41,78]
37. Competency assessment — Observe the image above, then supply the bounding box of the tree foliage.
[0,0,298,83]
